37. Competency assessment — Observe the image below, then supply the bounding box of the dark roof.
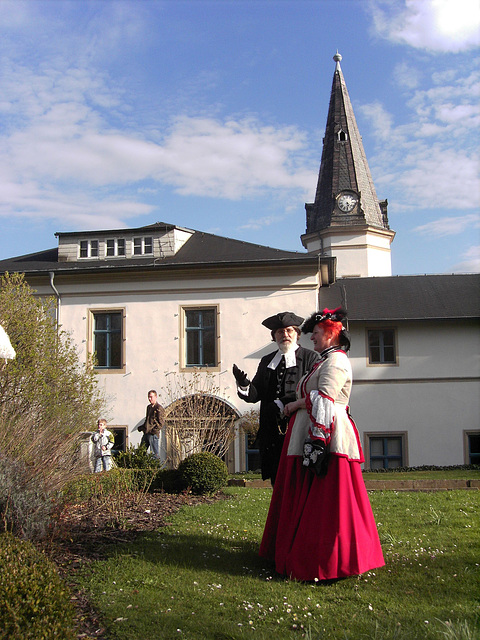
[319,274,480,320]
[0,226,319,276]
[306,54,388,234]
[54,221,178,238]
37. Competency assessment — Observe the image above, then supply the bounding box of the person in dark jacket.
[233,312,319,485]
[138,389,165,459]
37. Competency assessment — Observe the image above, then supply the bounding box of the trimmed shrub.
[177,452,228,495]
[151,468,183,493]
[0,532,75,640]
[63,467,160,501]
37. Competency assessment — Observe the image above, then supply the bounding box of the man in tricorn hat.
[233,312,319,485]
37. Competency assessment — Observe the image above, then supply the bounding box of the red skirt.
[259,426,385,581]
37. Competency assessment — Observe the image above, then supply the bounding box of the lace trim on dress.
[305,391,335,444]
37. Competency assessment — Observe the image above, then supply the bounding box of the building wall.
[323,230,392,278]
[348,319,480,467]
[26,270,479,470]
[40,267,319,470]
[304,228,393,278]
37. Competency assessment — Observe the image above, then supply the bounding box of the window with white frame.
[79,239,99,258]
[106,238,126,257]
[365,432,406,469]
[133,236,153,255]
[181,306,218,368]
[367,328,397,364]
[90,310,124,370]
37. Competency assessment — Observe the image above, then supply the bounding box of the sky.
[0,0,479,275]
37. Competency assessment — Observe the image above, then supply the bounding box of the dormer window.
[106,238,126,257]
[79,240,99,259]
[133,236,153,256]
[337,129,348,142]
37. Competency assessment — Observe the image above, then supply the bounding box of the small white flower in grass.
[368,604,373,611]
[145,509,151,514]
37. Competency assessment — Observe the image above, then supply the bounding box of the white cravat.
[267,344,298,370]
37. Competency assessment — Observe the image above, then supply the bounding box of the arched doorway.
[163,394,239,469]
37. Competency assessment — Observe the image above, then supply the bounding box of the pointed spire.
[305,52,390,235]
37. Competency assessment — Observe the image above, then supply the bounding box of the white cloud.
[0,60,317,231]
[451,245,480,272]
[370,0,480,52]
[397,148,480,209]
[358,102,396,142]
[393,61,421,90]
[238,214,286,231]
[361,59,480,214]
[154,117,315,199]
[414,214,480,236]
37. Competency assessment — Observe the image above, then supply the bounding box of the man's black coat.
[240,346,319,484]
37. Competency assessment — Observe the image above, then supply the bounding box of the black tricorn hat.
[262,311,304,331]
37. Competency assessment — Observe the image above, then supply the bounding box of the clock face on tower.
[337,192,358,213]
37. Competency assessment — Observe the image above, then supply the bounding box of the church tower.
[301,52,395,277]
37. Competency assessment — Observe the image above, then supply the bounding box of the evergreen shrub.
[63,467,157,501]
[0,532,75,640]
[115,444,163,470]
[151,468,182,493]
[177,452,228,494]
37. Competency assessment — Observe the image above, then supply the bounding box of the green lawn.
[74,487,480,639]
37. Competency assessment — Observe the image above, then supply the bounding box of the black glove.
[302,439,329,477]
[233,364,250,387]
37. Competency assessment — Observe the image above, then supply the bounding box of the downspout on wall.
[49,272,61,326]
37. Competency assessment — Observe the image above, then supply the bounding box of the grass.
[73,486,480,640]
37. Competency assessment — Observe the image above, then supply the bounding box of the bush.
[63,466,161,501]
[0,455,55,541]
[151,468,183,493]
[115,444,163,470]
[0,532,75,640]
[0,273,106,540]
[177,452,228,495]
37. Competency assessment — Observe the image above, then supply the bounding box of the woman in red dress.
[259,308,385,581]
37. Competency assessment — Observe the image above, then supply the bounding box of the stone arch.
[163,394,240,468]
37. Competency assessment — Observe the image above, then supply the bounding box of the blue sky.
[0,0,479,274]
